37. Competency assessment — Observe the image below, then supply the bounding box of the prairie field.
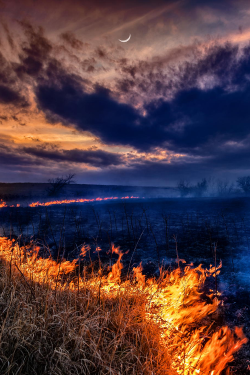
[0,184,250,374]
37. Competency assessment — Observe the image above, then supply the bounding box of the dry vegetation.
[0,237,247,375]
[0,265,171,374]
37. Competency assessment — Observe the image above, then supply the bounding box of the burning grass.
[0,200,7,208]
[29,196,140,207]
[0,196,141,209]
[0,237,247,375]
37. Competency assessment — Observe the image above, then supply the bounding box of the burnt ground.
[0,196,250,373]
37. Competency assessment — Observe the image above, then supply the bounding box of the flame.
[29,196,139,207]
[0,196,141,208]
[0,199,7,208]
[0,236,247,374]
[80,244,91,258]
[28,196,139,207]
[107,244,123,283]
[133,262,146,286]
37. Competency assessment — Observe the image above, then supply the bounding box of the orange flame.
[0,199,7,208]
[0,236,247,374]
[107,244,123,283]
[133,262,145,286]
[29,196,140,208]
[0,196,142,208]
[80,244,91,258]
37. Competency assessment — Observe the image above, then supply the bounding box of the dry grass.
[0,237,247,375]
[0,260,174,375]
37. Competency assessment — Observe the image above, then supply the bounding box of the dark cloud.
[0,138,234,185]
[60,31,87,49]
[23,146,123,167]
[1,140,250,186]
[0,51,28,106]
[0,140,123,174]
[143,85,250,153]
[35,74,151,149]
[95,47,107,59]
[0,144,41,167]
[1,9,250,184]
[116,78,135,93]
[0,52,15,85]
[34,41,250,155]
[0,84,27,106]
[116,42,241,102]
[13,21,52,79]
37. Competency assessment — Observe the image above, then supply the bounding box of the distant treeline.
[177,176,250,197]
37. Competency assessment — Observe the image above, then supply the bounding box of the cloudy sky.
[1,0,250,185]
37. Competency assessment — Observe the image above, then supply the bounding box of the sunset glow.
[0,0,250,185]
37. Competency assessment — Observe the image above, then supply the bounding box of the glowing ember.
[0,237,247,374]
[0,200,7,208]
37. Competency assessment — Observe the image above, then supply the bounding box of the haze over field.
[1,0,250,185]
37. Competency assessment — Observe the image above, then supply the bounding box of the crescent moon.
[118,34,131,43]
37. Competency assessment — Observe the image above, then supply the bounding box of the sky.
[1,0,250,186]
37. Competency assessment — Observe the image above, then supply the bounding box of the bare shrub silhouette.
[47,174,75,197]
